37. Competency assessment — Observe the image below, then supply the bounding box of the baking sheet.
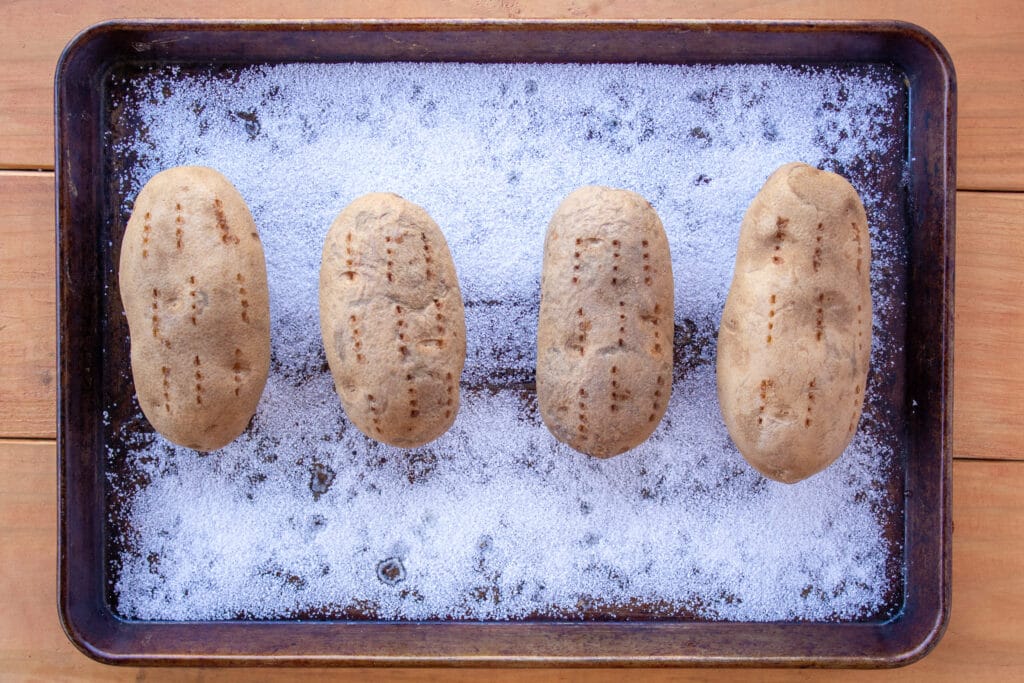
[57,20,953,666]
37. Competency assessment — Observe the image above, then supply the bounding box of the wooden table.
[2,2,1021,680]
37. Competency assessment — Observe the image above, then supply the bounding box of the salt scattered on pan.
[108,61,905,621]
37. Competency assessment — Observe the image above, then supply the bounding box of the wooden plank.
[0,440,136,681]
[0,0,1022,189]
[954,192,1024,460]
[2,442,1019,680]
[3,173,1020,456]
[0,172,55,438]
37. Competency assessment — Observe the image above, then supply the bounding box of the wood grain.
[2,441,1018,680]
[5,173,1016,459]
[954,192,1024,460]
[0,172,55,438]
[0,1,1022,190]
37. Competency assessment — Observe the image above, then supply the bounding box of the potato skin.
[716,163,871,483]
[320,193,466,448]
[537,186,674,458]
[118,166,271,451]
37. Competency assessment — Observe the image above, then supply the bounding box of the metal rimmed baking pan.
[56,19,954,667]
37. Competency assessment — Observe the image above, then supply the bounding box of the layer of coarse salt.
[107,61,905,621]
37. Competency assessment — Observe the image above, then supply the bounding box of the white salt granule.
[108,61,904,621]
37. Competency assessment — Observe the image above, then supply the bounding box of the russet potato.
[717,163,872,483]
[320,193,466,448]
[537,186,674,458]
[119,166,270,451]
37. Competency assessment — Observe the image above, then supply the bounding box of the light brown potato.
[320,193,466,448]
[717,163,872,483]
[537,186,674,458]
[118,166,271,451]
